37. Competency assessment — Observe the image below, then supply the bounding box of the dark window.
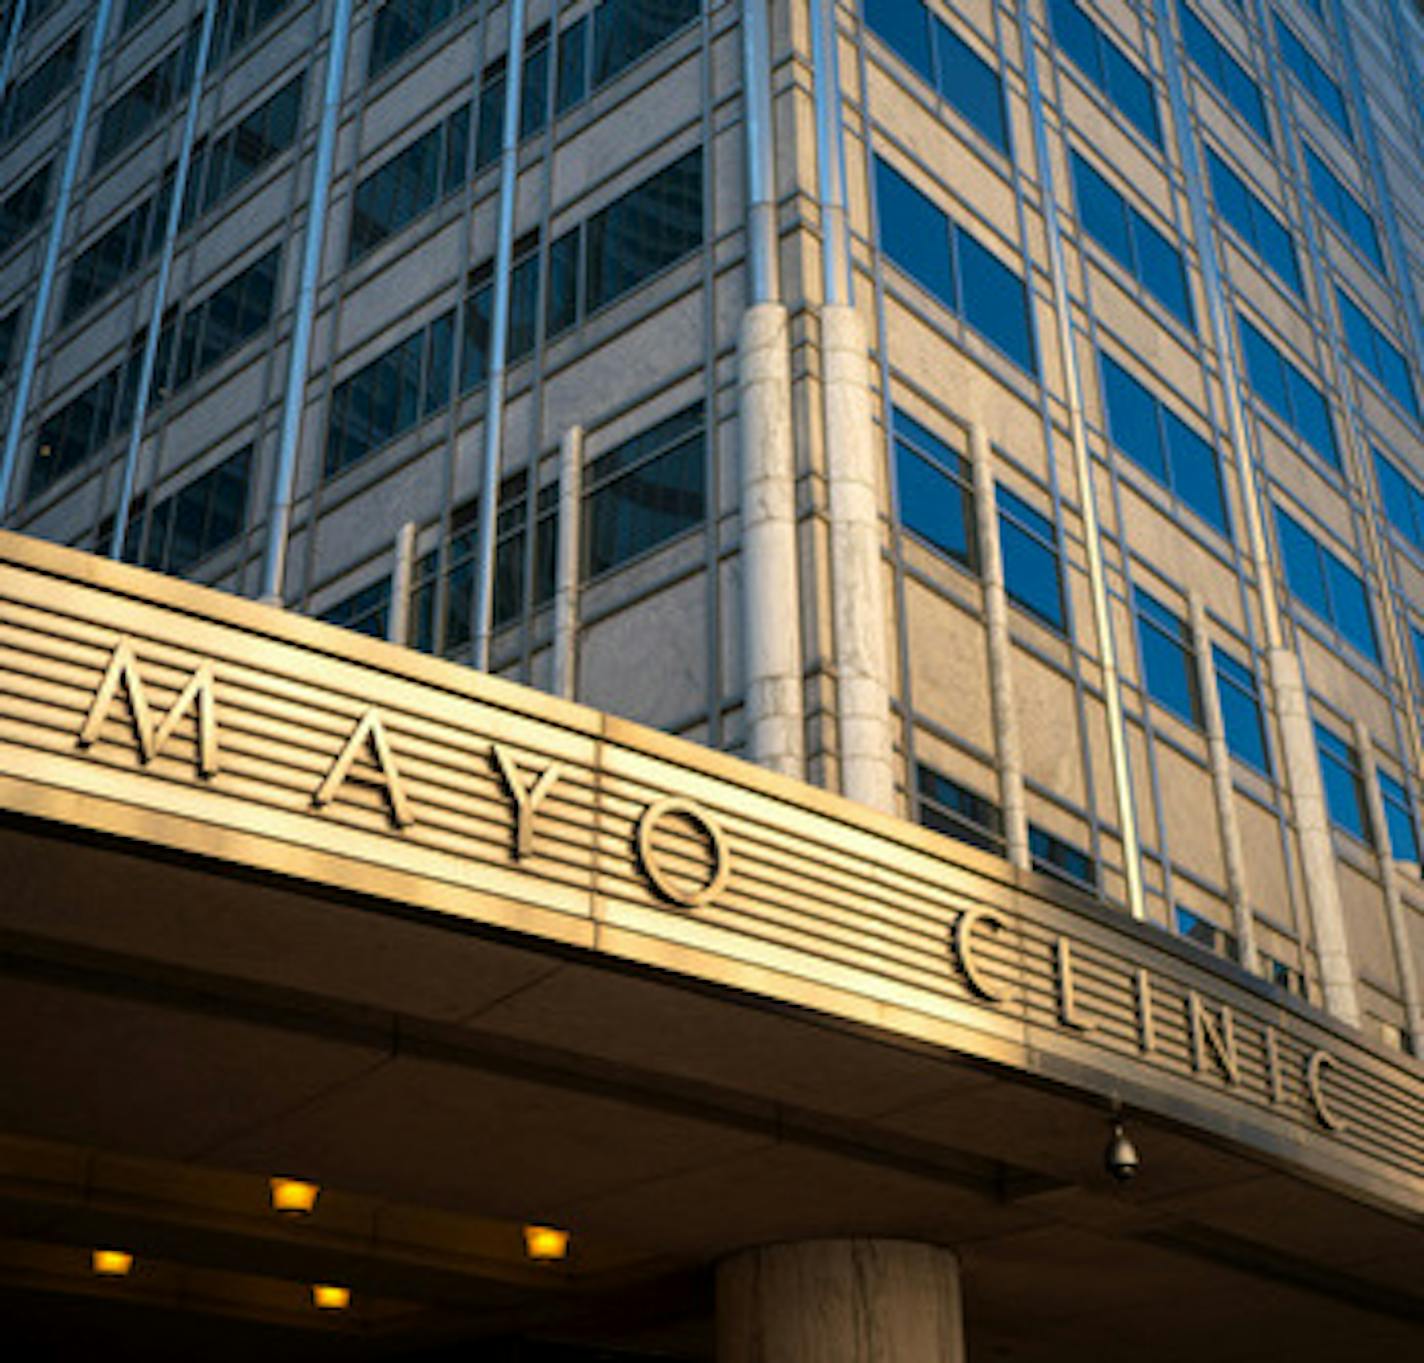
[94,23,203,172]
[368,0,473,78]
[461,235,540,390]
[0,158,51,257]
[1261,950,1306,997]
[1336,288,1418,420]
[137,447,251,575]
[545,227,580,338]
[1275,505,1378,662]
[0,305,21,380]
[1274,14,1350,138]
[29,338,145,498]
[1179,3,1271,145]
[169,247,280,392]
[591,0,700,90]
[584,148,702,314]
[0,26,82,147]
[1238,314,1338,468]
[1047,0,1160,145]
[349,102,468,262]
[873,157,1036,374]
[916,765,1004,855]
[864,0,1009,154]
[1204,146,1301,294]
[520,23,551,140]
[1072,151,1191,326]
[1030,824,1096,891]
[1379,770,1419,862]
[212,0,299,66]
[1136,588,1201,725]
[1315,722,1371,843]
[1213,645,1269,773]
[122,0,167,33]
[321,576,392,639]
[1375,447,1424,554]
[64,170,175,324]
[1174,905,1240,962]
[475,55,506,172]
[583,402,705,578]
[998,486,1064,630]
[326,309,454,477]
[1304,144,1383,270]
[892,409,975,567]
[193,72,304,219]
[556,16,589,112]
[1100,353,1228,533]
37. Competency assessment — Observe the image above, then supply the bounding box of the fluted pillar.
[718,1239,966,1363]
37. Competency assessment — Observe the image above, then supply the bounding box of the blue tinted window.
[917,765,1004,855]
[1179,4,1271,145]
[865,0,934,84]
[1213,646,1269,772]
[1030,824,1096,890]
[1174,905,1239,961]
[321,576,392,639]
[1316,723,1371,843]
[1304,145,1383,270]
[934,19,1009,153]
[1336,289,1419,419]
[956,227,1036,374]
[893,410,975,567]
[1205,147,1301,294]
[1379,771,1419,862]
[1274,16,1350,138]
[1238,315,1338,467]
[1275,505,1379,662]
[1136,589,1201,724]
[1100,353,1228,533]
[998,486,1064,630]
[1048,0,1160,145]
[1375,448,1424,552]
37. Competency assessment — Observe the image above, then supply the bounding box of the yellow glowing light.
[312,1283,350,1311]
[269,1176,321,1216]
[92,1249,134,1277]
[522,1224,571,1261]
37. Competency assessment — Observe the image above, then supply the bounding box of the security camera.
[1104,1120,1140,1183]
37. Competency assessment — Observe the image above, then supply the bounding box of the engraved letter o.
[636,798,732,908]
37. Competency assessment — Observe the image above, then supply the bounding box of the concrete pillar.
[552,425,584,700]
[970,423,1028,870]
[1269,647,1361,1024]
[739,302,804,779]
[718,1240,966,1363]
[1189,593,1258,972]
[1352,718,1424,1050]
[823,304,894,813]
[387,521,416,646]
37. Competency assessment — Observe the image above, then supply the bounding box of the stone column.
[551,425,584,701]
[718,1240,966,1363]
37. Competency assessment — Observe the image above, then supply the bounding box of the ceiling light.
[92,1249,134,1277]
[269,1176,320,1216]
[522,1224,571,1262]
[311,1283,350,1311]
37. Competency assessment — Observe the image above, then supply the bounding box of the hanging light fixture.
[269,1176,321,1217]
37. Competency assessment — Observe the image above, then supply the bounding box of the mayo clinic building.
[0,0,1421,1356]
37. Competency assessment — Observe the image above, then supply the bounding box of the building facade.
[0,0,1422,1356]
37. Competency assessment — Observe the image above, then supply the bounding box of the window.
[1238,314,1339,467]
[368,0,474,79]
[873,158,1036,375]
[584,148,703,315]
[94,23,203,172]
[584,402,705,578]
[1275,505,1379,661]
[1175,905,1240,962]
[1136,589,1201,725]
[864,0,1009,154]
[916,765,1004,855]
[0,158,51,257]
[1315,722,1371,843]
[1030,824,1096,891]
[0,306,21,380]
[472,27,551,173]
[1071,153,1192,326]
[591,0,700,89]
[212,0,298,66]
[1047,0,1160,146]
[64,172,175,324]
[461,233,541,390]
[556,16,589,113]
[1261,950,1306,997]
[1375,448,1424,554]
[122,0,167,33]
[998,486,1064,630]
[169,247,281,392]
[1274,15,1350,138]
[326,310,454,477]
[1303,144,1383,271]
[1100,354,1229,533]
[1204,146,1302,294]
[892,409,975,568]
[127,446,252,575]
[1213,646,1269,772]
[321,577,392,640]
[191,72,304,219]
[0,26,82,147]
[1378,770,1420,862]
[349,102,469,262]
[1179,4,1271,146]
[1336,289,1418,420]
